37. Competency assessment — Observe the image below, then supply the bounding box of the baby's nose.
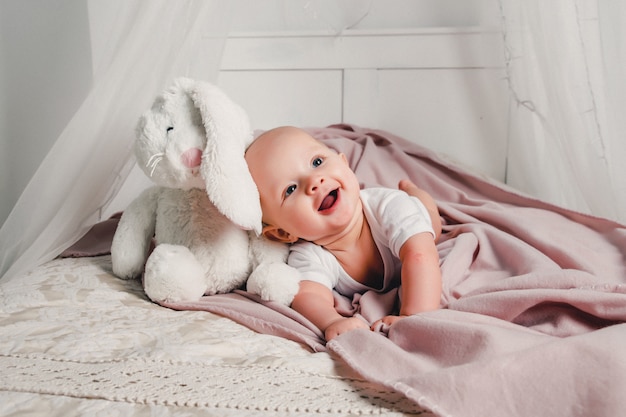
[306,176,324,193]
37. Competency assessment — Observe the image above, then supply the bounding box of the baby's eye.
[285,184,297,197]
[312,157,323,168]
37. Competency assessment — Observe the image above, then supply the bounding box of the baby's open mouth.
[318,189,338,211]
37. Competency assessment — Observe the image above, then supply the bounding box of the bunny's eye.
[166,126,174,133]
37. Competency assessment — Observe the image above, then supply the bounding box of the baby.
[245,126,442,340]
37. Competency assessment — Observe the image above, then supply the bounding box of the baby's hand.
[325,317,369,341]
[371,315,407,331]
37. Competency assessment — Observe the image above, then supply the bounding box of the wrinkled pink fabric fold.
[64,124,626,417]
[162,291,326,352]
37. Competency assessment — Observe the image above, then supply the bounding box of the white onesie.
[288,187,435,297]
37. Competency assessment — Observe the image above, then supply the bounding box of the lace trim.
[1,354,427,415]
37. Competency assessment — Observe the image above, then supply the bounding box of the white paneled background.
[217,27,508,181]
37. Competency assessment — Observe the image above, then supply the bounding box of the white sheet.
[0,255,429,416]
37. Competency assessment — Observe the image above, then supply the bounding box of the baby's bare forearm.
[399,234,442,316]
[291,281,343,331]
[292,281,370,340]
[400,259,442,315]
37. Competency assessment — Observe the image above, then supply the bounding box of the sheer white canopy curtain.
[0,0,231,282]
[500,0,626,225]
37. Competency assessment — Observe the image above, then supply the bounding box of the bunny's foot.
[143,244,207,303]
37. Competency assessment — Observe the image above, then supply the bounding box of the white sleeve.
[287,242,340,290]
[362,188,435,257]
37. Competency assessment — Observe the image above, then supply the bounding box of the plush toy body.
[111,78,299,305]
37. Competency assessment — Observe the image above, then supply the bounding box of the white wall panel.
[218,70,343,130]
[345,68,509,181]
[219,28,508,181]
[221,29,503,70]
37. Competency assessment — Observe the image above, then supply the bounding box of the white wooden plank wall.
[218,28,509,182]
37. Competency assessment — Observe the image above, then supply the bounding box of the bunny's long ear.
[188,79,262,234]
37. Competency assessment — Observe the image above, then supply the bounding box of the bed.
[0,244,422,416]
[2,28,626,417]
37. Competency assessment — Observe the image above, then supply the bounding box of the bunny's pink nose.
[181,148,202,168]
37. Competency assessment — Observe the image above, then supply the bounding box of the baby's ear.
[262,225,298,243]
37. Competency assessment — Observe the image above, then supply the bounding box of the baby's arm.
[291,280,368,341]
[373,182,442,329]
[397,180,442,314]
[398,232,442,315]
[374,232,441,329]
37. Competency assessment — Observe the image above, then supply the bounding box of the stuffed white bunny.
[111,78,300,305]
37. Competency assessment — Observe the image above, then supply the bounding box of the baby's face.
[245,127,362,245]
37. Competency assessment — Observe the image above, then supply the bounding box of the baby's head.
[245,126,362,246]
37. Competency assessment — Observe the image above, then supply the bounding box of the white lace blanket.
[0,256,429,416]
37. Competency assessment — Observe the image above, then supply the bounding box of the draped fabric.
[501,0,626,224]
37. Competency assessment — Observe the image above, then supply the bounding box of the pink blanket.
[65,125,626,417]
